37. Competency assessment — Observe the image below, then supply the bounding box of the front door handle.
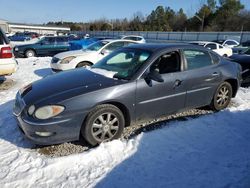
[174,79,182,88]
[212,72,219,76]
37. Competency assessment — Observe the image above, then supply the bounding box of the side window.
[104,42,125,52]
[183,50,213,70]
[56,37,68,43]
[44,37,55,44]
[151,51,180,74]
[219,45,224,49]
[225,41,237,45]
[124,42,136,46]
[205,43,217,50]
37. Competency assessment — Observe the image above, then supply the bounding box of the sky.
[1,0,250,24]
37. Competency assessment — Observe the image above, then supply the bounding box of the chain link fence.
[73,30,250,43]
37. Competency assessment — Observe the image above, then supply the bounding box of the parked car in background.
[51,39,138,72]
[13,43,241,146]
[14,36,70,57]
[229,48,250,85]
[69,37,114,51]
[241,40,250,47]
[212,39,239,48]
[8,31,39,42]
[0,28,17,76]
[189,41,233,57]
[121,35,146,43]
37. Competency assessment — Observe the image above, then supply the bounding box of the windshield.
[86,41,109,51]
[91,48,151,80]
[244,48,250,55]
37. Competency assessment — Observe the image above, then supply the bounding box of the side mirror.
[101,49,109,55]
[146,70,164,83]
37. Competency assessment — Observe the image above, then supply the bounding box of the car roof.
[123,43,198,52]
[100,39,140,43]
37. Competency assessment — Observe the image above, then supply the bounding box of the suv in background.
[0,28,17,76]
[121,35,146,43]
[14,36,70,57]
[212,39,239,48]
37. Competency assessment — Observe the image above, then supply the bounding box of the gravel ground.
[0,78,16,90]
[37,108,214,157]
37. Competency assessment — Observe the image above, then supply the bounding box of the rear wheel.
[76,62,92,68]
[25,49,35,58]
[81,104,125,146]
[210,82,232,111]
[223,54,228,57]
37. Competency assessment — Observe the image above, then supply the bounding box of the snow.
[89,68,118,78]
[1,57,250,188]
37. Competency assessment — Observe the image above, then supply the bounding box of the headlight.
[14,47,19,51]
[34,105,65,119]
[60,56,76,64]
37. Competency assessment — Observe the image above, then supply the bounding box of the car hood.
[230,54,250,64]
[22,68,123,105]
[55,49,96,59]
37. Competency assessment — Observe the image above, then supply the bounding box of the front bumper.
[0,58,18,76]
[14,115,81,145]
[13,93,85,145]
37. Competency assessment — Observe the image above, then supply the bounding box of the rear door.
[38,37,56,56]
[181,49,222,108]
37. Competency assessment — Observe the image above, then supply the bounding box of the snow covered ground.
[0,57,250,188]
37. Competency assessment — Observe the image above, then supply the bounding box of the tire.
[76,62,92,68]
[210,82,232,111]
[223,54,228,57]
[25,49,35,58]
[81,104,125,146]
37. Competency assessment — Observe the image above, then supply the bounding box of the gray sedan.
[13,43,242,146]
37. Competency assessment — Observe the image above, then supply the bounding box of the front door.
[135,50,186,122]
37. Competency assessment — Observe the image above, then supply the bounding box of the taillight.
[0,46,13,58]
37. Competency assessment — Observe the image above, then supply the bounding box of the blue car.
[69,37,113,51]
[14,36,70,57]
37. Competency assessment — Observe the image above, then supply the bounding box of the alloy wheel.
[91,113,119,142]
[216,85,230,107]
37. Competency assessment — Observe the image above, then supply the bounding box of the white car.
[189,41,233,57]
[51,39,139,72]
[0,29,17,76]
[121,35,146,43]
[213,39,239,48]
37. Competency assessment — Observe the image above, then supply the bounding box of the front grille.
[51,57,60,64]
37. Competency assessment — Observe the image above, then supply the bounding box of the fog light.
[35,131,54,137]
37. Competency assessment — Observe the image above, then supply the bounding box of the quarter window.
[183,50,213,70]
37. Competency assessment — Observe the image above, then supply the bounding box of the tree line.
[46,0,250,32]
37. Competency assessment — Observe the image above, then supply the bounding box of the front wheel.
[25,49,35,58]
[81,104,125,146]
[76,62,92,68]
[210,82,232,111]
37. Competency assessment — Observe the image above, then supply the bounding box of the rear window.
[0,29,10,45]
